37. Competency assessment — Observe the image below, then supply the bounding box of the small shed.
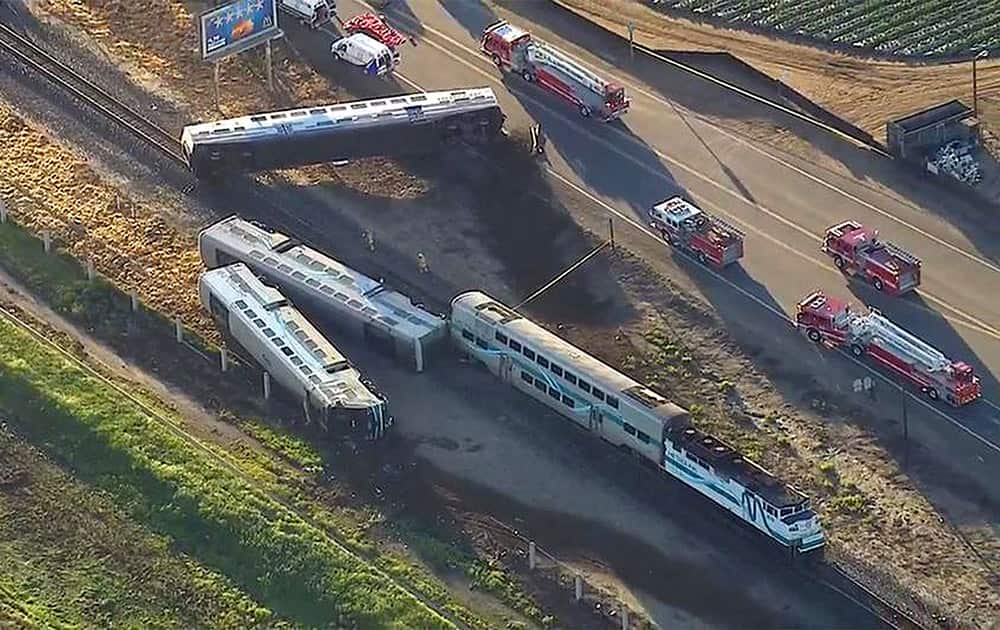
[887,100,979,160]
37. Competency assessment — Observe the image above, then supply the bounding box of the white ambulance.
[278,0,333,29]
[330,33,399,76]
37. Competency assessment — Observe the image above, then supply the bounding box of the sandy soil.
[554,0,1000,143]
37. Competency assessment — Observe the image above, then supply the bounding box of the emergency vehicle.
[331,33,399,76]
[343,13,407,51]
[649,196,744,267]
[796,290,982,406]
[822,220,921,295]
[278,0,333,29]
[480,20,629,121]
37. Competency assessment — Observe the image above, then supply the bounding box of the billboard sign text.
[200,0,279,61]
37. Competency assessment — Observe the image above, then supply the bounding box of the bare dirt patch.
[552,0,1000,144]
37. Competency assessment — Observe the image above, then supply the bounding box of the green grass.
[0,428,276,629]
[0,314,459,629]
[651,1,1000,57]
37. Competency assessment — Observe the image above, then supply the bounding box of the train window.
[309,108,327,115]
[348,299,364,309]
[250,115,267,122]
[592,388,606,401]
[280,346,294,357]
[299,365,312,375]
[561,395,574,408]
[270,113,287,119]
[309,375,322,385]
[550,364,563,377]
[523,348,536,360]
[291,110,308,117]
[578,379,591,393]
[320,285,335,294]
[564,372,577,385]
[607,396,619,409]
[263,328,276,337]
[331,105,347,111]
[290,356,303,366]
[509,340,522,352]
[534,380,546,393]
[234,300,248,309]
[637,431,651,444]
[335,292,349,301]
[253,318,265,328]
[391,98,407,104]
[263,257,278,267]
[475,337,488,350]
[271,337,284,347]
[306,278,320,288]
[495,331,508,345]
[278,264,293,273]
[292,270,307,280]
[521,372,533,384]
[317,121,334,127]
[370,101,387,106]
[623,423,636,436]
[351,103,368,110]
[548,387,560,400]
[411,95,428,102]
[461,329,474,342]
[537,356,549,368]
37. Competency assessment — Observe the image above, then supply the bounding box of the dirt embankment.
[553,0,1000,143]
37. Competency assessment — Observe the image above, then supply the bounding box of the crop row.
[0,312,458,629]
[654,0,1000,56]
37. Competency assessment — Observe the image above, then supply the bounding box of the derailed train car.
[199,263,392,440]
[180,87,505,178]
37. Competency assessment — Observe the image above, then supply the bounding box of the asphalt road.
[292,0,1000,504]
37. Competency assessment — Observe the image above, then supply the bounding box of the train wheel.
[807,328,822,343]
[872,277,885,292]
[697,251,708,265]
[521,69,535,82]
[491,53,502,68]
[926,387,939,401]
[833,255,845,269]
[579,104,592,118]
[849,344,865,358]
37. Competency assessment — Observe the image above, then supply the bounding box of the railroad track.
[0,23,934,630]
[0,22,186,166]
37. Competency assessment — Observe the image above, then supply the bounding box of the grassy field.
[649,0,1000,57]
[0,426,278,629]
[0,306,466,628]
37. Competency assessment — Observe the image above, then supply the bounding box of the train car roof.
[180,87,500,146]
[666,420,808,509]
[452,291,687,422]
[202,216,446,342]
[201,263,380,410]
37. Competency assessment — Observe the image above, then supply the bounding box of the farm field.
[650,0,1000,58]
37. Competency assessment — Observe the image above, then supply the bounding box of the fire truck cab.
[649,196,745,267]
[795,291,855,346]
[480,20,629,121]
[822,220,921,295]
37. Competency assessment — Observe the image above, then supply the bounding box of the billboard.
[199,0,280,61]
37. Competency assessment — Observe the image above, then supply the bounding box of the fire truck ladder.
[707,215,745,240]
[527,41,607,95]
[346,14,406,48]
[852,312,951,373]
[881,241,921,267]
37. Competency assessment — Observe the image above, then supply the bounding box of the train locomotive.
[180,87,505,178]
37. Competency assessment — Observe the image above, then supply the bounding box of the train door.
[363,322,395,357]
[587,406,601,433]
[208,293,230,332]
[498,353,513,384]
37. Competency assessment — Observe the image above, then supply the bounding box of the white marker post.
[0,198,7,223]
[627,22,635,62]
[42,230,51,253]
[175,318,183,343]
[263,371,272,400]
[574,574,583,601]
[220,347,229,372]
[528,541,536,570]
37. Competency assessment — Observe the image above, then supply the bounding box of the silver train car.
[180,87,505,178]
[199,263,391,440]
[450,290,825,553]
[198,215,449,372]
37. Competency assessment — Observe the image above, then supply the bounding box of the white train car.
[180,87,505,178]
[199,263,391,440]
[450,290,825,553]
[199,215,447,372]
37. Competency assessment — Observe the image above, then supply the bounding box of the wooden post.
[265,39,274,91]
[0,198,7,223]
[263,371,272,400]
[574,574,583,601]
[528,541,536,570]
[627,22,635,61]
[220,347,229,372]
[130,291,139,312]
[213,62,221,111]
[175,318,183,343]
[414,337,424,373]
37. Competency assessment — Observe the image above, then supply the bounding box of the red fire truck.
[480,20,629,121]
[344,13,407,51]
[649,196,745,267]
[796,290,981,406]
[822,220,921,295]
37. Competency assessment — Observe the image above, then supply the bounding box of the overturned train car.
[181,87,505,178]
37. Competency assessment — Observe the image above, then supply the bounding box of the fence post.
[263,371,271,400]
[86,257,95,281]
[130,291,139,312]
[620,606,628,629]
[0,198,7,223]
[414,337,424,373]
[574,574,583,601]
[174,318,183,343]
[528,541,536,570]
[220,347,229,372]
[42,230,51,253]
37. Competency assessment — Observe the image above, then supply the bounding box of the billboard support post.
[266,39,273,91]
[213,62,221,110]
